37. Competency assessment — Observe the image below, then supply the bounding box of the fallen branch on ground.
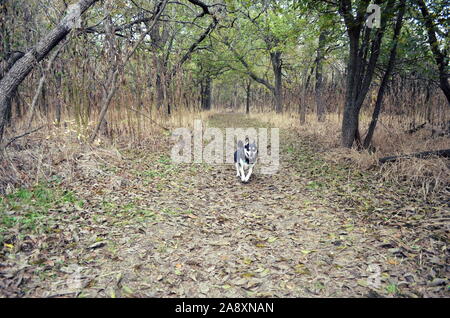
[406,122,426,134]
[379,149,450,164]
[406,122,449,137]
[2,125,45,149]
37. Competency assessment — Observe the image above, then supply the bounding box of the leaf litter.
[0,114,448,298]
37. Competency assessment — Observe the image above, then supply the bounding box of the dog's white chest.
[240,159,255,170]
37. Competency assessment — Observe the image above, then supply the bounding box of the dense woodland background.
[1,0,449,195]
[0,0,448,137]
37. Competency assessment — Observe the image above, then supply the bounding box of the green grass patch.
[0,183,84,245]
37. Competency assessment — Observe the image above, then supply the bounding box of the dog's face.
[245,142,258,164]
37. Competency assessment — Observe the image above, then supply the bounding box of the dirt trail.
[1,113,448,297]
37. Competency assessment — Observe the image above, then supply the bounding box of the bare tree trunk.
[54,60,63,126]
[151,20,170,113]
[299,63,315,125]
[0,52,24,81]
[233,84,238,110]
[270,51,283,113]
[315,31,326,122]
[201,76,212,111]
[246,80,251,115]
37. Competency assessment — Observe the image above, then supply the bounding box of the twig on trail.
[3,125,45,149]
[127,107,170,131]
[95,271,122,279]
[47,291,80,298]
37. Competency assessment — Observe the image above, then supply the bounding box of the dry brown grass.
[251,110,450,199]
[2,104,449,199]
[0,120,116,194]
[0,106,216,194]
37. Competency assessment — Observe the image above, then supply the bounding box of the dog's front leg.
[239,162,246,182]
[235,163,240,177]
[240,167,246,182]
[244,166,253,182]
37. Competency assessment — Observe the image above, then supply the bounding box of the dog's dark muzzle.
[248,155,257,164]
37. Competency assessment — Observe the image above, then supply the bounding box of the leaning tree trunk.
[1,2,25,133]
[363,0,406,149]
[0,52,24,132]
[0,0,100,145]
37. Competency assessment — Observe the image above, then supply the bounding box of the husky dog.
[234,137,258,182]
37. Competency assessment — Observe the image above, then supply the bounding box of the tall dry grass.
[250,109,450,199]
[0,94,217,195]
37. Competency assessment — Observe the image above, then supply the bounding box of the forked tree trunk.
[339,0,395,148]
[227,43,282,114]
